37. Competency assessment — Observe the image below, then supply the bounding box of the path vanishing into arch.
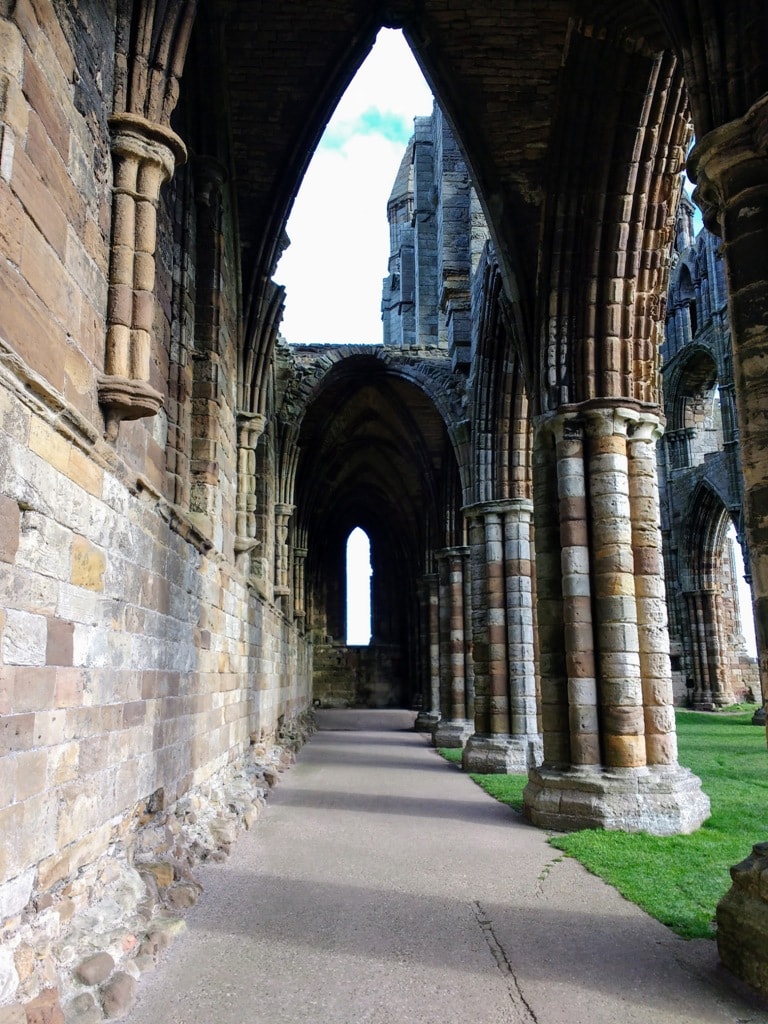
[123,711,767,1024]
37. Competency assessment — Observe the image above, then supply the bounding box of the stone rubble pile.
[0,714,314,1024]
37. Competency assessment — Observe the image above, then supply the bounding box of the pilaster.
[99,113,186,441]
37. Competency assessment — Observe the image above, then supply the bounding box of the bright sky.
[275,29,434,346]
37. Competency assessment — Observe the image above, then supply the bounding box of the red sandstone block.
[21,50,69,159]
[25,111,84,232]
[11,666,56,713]
[20,218,80,337]
[10,141,68,259]
[23,987,65,1024]
[46,618,73,666]
[0,178,24,266]
[0,266,66,392]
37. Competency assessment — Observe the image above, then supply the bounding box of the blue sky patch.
[321,107,412,151]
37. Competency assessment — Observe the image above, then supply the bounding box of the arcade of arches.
[2,0,768,1014]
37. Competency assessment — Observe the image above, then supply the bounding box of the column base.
[462,733,543,773]
[523,763,711,836]
[414,712,440,733]
[717,842,768,996]
[433,718,474,748]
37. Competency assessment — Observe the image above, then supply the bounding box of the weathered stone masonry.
[3,0,768,1013]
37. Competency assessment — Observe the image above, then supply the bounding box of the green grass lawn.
[438,709,768,939]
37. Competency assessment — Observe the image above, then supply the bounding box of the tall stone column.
[99,114,186,441]
[524,405,710,834]
[463,500,542,772]
[434,547,473,748]
[415,573,441,731]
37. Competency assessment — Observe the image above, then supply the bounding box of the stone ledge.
[523,763,711,835]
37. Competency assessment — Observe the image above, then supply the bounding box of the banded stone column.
[414,573,441,731]
[463,501,542,772]
[525,405,710,835]
[627,414,678,764]
[234,412,266,567]
[556,416,600,768]
[434,547,473,748]
[99,113,187,441]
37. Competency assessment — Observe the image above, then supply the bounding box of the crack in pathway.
[472,900,539,1023]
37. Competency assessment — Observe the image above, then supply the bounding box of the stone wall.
[312,643,407,709]
[0,3,313,1015]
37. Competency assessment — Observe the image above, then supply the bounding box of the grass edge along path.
[438,709,768,940]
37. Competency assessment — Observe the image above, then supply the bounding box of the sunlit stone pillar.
[434,547,473,748]
[99,114,186,441]
[463,501,542,772]
[525,405,710,834]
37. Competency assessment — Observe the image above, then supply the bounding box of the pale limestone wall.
[0,375,312,1002]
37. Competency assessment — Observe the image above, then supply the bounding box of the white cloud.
[276,29,433,345]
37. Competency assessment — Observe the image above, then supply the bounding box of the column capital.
[109,111,187,178]
[687,92,768,235]
[535,401,660,444]
[462,498,534,519]
[237,411,267,447]
[274,502,295,518]
[626,410,664,444]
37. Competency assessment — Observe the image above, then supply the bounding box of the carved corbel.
[100,113,187,441]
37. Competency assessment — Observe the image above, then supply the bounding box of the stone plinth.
[463,733,543,773]
[433,718,473,749]
[717,842,768,996]
[523,763,711,836]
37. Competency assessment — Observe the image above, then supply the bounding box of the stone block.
[74,952,114,986]
[0,867,34,922]
[2,609,47,666]
[24,987,65,1024]
[70,537,106,592]
[101,972,137,1019]
[46,618,73,666]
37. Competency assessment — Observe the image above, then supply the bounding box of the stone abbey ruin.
[2,0,768,1017]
